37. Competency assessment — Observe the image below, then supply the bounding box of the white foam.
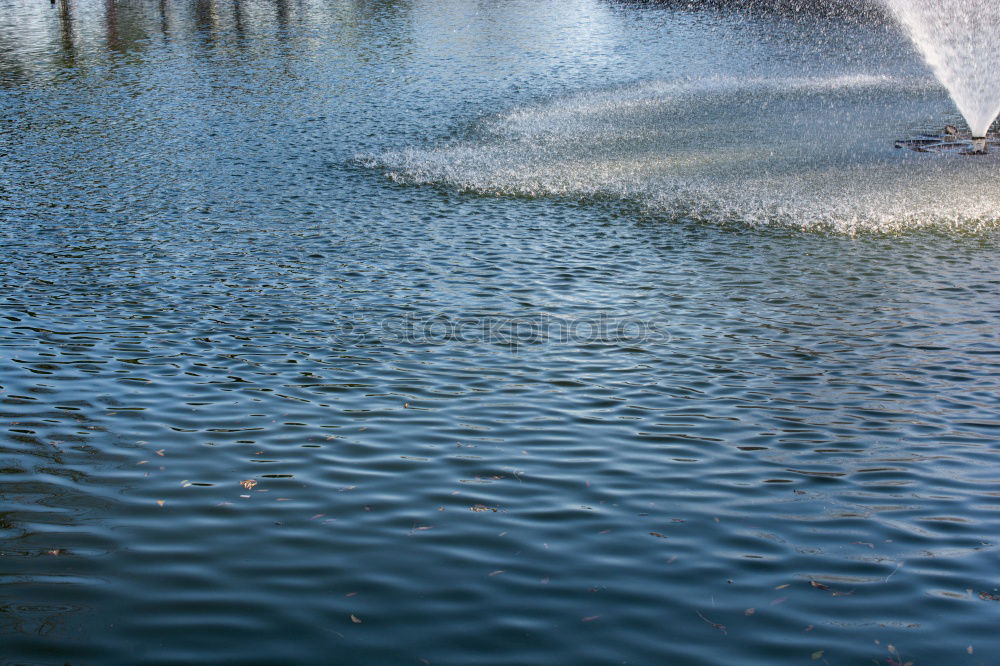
[361,76,1000,234]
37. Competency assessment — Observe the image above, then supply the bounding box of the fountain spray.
[884,0,999,154]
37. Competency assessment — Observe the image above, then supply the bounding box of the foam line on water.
[360,75,1000,234]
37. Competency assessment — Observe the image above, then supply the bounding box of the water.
[363,74,999,232]
[2,1,1000,665]
[360,3,1000,233]
[885,0,1000,138]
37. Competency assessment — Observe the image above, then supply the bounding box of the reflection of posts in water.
[57,0,76,68]
[105,0,120,52]
[234,0,245,39]
[159,0,169,37]
[276,0,290,30]
[194,0,214,32]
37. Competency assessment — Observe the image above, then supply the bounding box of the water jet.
[884,0,1000,147]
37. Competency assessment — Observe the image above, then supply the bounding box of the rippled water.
[2,1,999,664]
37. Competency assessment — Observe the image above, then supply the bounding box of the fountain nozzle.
[968,136,988,154]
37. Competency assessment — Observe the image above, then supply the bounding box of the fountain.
[884,0,1000,153]
[362,3,1000,233]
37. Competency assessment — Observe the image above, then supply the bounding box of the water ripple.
[3,0,1000,664]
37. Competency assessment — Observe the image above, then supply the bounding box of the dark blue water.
[2,1,999,664]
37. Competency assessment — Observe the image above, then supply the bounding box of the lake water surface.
[2,1,999,664]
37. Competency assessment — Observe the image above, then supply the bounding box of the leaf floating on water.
[770,597,787,606]
[649,532,667,539]
[967,645,974,654]
[811,650,824,660]
[488,570,505,577]
[581,615,600,622]
[240,479,257,490]
[695,611,726,635]
[345,592,358,597]
[470,504,497,512]
[137,461,148,465]
[181,480,192,487]
[155,449,165,456]
[979,591,1000,601]
[350,614,362,624]
[775,584,790,590]
[744,608,756,616]
[156,499,165,507]
[810,581,830,591]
